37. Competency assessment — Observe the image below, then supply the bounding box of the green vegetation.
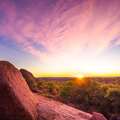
[30,78,120,119]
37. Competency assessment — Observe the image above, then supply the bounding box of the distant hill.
[85,77,120,84]
[37,76,120,84]
[37,77,76,82]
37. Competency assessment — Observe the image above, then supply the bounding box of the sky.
[0,0,120,77]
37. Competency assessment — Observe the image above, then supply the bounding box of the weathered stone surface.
[37,95,92,120]
[20,69,37,92]
[91,112,107,120]
[0,61,38,120]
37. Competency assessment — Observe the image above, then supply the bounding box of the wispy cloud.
[0,0,120,73]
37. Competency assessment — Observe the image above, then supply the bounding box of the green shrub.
[33,78,120,119]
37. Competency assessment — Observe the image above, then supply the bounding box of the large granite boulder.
[20,69,37,92]
[0,61,38,120]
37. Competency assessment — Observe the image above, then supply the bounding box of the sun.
[74,73,84,79]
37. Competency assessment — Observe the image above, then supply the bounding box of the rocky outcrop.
[20,69,37,92]
[0,61,38,120]
[0,61,107,120]
[37,95,92,120]
[91,112,107,120]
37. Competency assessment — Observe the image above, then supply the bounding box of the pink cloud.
[0,0,120,72]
